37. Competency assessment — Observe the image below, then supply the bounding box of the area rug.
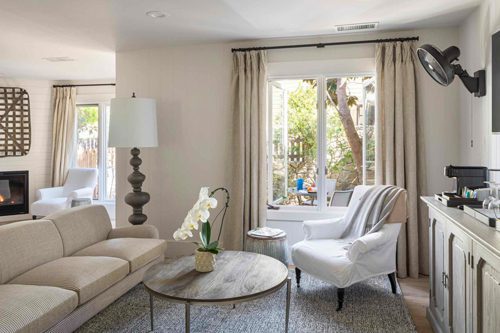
[77,272,416,333]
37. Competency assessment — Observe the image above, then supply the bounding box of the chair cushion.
[0,284,78,333]
[9,256,129,304]
[291,239,354,288]
[62,168,97,196]
[31,198,68,217]
[0,220,63,284]
[74,238,166,272]
[45,205,112,256]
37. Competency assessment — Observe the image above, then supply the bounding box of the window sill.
[267,207,348,222]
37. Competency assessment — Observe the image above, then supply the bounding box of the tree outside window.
[269,76,375,207]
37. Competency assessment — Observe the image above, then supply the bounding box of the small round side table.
[245,230,290,265]
[71,198,92,207]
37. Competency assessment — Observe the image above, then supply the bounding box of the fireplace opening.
[0,171,29,216]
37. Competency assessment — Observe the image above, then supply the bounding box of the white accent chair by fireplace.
[291,185,407,311]
[31,168,98,218]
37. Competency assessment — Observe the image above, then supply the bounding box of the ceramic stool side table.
[245,230,289,265]
[71,198,92,207]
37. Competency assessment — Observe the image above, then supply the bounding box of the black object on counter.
[444,165,488,196]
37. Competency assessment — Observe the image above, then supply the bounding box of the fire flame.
[0,195,4,203]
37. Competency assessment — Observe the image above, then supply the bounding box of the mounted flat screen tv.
[493,31,500,132]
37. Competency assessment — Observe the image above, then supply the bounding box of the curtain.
[375,42,426,278]
[51,87,77,186]
[227,50,268,250]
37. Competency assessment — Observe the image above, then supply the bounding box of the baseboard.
[426,307,444,333]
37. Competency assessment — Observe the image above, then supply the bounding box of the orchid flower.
[172,186,228,255]
[173,227,193,241]
[199,197,218,210]
[182,213,198,231]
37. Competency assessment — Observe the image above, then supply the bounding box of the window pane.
[270,79,318,206]
[325,76,375,193]
[76,105,99,199]
[105,105,116,200]
[363,79,376,185]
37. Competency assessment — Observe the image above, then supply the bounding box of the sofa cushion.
[74,238,166,272]
[45,205,112,256]
[0,220,63,284]
[9,256,129,304]
[0,284,78,333]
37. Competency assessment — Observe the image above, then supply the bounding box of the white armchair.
[291,185,407,311]
[31,168,98,218]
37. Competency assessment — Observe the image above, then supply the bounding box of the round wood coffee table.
[143,251,291,332]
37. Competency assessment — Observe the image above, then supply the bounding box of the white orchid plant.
[173,187,230,254]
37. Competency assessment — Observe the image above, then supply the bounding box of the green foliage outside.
[272,78,375,205]
[286,82,317,184]
[77,105,98,128]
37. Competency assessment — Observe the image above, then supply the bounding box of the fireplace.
[0,171,29,216]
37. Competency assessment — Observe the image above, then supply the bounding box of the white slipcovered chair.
[291,185,407,311]
[31,168,98,218]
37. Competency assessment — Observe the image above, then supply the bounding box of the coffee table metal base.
[148,277,292,333]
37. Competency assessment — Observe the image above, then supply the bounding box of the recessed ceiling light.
[146,10,167,18]
[43,57,75,62]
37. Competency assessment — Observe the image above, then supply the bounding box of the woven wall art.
[0,87,31,157]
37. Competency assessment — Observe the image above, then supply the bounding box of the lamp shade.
[108,97,158,148]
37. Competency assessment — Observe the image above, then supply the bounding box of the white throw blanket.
[341,185,405,239]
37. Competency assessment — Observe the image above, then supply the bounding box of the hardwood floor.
[399,275,433,333]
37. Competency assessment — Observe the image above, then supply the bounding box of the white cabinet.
[423,197,500,333]
[446,222,472,333]
[472,242,500,333]
[429,210,447,331]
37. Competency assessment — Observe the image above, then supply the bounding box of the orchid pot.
[194,249,216,272]
[173,187,230,273]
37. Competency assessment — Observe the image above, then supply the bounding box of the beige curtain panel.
[51,87,77,186]
[375,42,427,279]
[228,50,268,251]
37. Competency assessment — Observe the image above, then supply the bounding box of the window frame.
[74,102,115,202]
[267,72,375,220]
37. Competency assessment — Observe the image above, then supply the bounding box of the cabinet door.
[473,242,500,333]
[446,223,472,333]
[430,210,447,326]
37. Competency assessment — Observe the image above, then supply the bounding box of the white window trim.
[75,97,115,203]
[267,71,375,221]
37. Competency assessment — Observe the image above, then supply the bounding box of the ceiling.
[0,0,480,80]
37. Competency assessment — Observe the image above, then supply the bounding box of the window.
[268,75,375,210]
[75,104,115,201]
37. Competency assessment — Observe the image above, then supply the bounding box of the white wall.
[0,78,53,222]
[116,27,462,257]
[115,45,233,256]
[458,0,500,174]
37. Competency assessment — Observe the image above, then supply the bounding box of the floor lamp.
[108,94,158,225]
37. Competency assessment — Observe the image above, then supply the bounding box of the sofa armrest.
[36,186,64,200]
[108,225,159,239]
[303,217,344,240]
[347,224,401,262]
[67,187,94,200]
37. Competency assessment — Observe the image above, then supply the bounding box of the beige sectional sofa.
[0,205,166,333]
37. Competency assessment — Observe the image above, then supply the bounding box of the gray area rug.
[77,272,416,333]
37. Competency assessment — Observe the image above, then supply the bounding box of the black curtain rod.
[52,83,116,88]
[231,36,419,52]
